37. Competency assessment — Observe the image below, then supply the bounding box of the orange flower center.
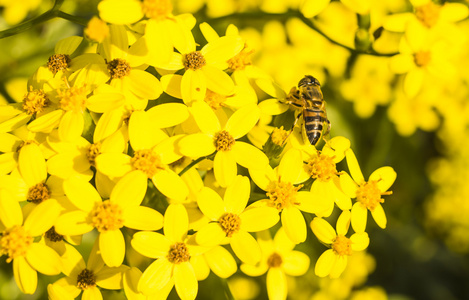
[47,54,71,75]
[267,252,283,268]
[356,180,391,211]
[22,88,49,115]
[58,86,87,112]
[306,152,338,182]
[108,58,131,79]
[90,200,124,232]
[167,242,190,264]
[414,51,431,67]
[87,142,101,167]
[84,16,109,43]
[228,44,254,71]
[77,268,96,290]
[214,130,236,151]
[27,182,50,204]
[332,235,352,256]
[45,227,64,242]
[266,179,302,211]
[271,126,289,146]
[142,0,173,20]
[415,2,441,28]
[183,51,206,70]
[219,213,241,237]
[204,89,226,110]
[131,149,166,178]
[0,226,33,263]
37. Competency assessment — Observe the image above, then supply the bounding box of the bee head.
[298,75,320,88]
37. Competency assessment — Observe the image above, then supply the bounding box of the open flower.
[340,149,397,233]
[310,210,369,278]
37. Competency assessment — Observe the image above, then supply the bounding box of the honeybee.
[284,75,330,146]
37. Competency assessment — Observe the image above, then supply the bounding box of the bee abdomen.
[304,109,327,145]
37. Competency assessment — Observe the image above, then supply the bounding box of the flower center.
[47,54,71,75]
[266,180,302,211]
[204,90,226,110]
[27,182,50,204]
[77,268,96,290]
[271,126,289,146]
[84,16,109,43]
[45,227,64,242]
[219,213,241,237]
[0,226,33,263]
[167,242,190,264]
[356,180,391,211]
[267,252,283,268]
[87,142,101,167]
[306,152,338,182]
[228,45,254,72]
[107,58,131,79]
[415,2,440,28]
[90,200,124,232]
[332,235,352,256]
[58,86,87,112]
[183,51,206,71]
[131,149,166,178]
[214,130,235,151]
[414,51,431,67]
[142,0,173,19]
[22,88,49,115]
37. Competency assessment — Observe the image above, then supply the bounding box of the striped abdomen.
[303,105,329,146]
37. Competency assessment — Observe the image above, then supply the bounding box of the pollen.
[77,268,96,290]
[228,45,254,71]
[332,235,352,256]
[266,179,303,211]
[87,142,101,167]
[356,180,392,211]
[90,200,124,232]
[142,0,173,20]
[58,86,87,112]
[415,2,440,28]
[167,242,190,264]
[306,152,338,182]
[0,226,33,263]
[219,213,241,237]
[22,88,49,115]
[204,90,226,110]
[271,126,289,146]
[414,51,431,67]
[47,54,71,75]
[214,130,236,151]
[131,149,166,178]
[84,16,109,43]
[108,58,131,79]
[267,252,283,268]
[45,227,64,243]
[183,51,206,71]
[27,182,50,204]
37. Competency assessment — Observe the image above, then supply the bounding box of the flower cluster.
[0,0,399,299]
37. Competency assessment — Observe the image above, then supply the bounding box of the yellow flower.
[340,148,396,232]
[54,171,164,267]
[84,16,110,43]
[310,211,370,278]
[98,0,144,24]
[241,228,310,300]
[45,36,84,77]
[250,149,330,244]
[179,102,268,187]
[96,109,189,201]
[131,203,204,299]
[48,240,129,299]
[191,245,238,280]
[0,193,62,294]
[0,0,41,25]
[195,175,279,264]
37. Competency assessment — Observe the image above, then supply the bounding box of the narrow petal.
[96,265,130,289]
[131,231,171,259]
[123,267,145,300]
[230,231,261,264]
[389,54,414,74]
[145,20,172,65]
[204,246,237,278]
[174,262,198,300]
[147,103,190,129]
[25,243,61,275]
[110,170,147,209]
[152,169,189,201]
[196,187,225,220]
[310,217,336,244]
[404,68,424,98]
[345,149,364,184]
[181,69,206,105]
[195,223,226,246]
[281,207,306,244]
[296,189,331,216]
[224,104,260,139]
[164,203,188,243]
[99,230,125,267]
[95,153,133,178]
[23,199,61,236]
[369,167,396,193]
[351,202,368,233]
[201,66,235,95]
[27,110,63,133]
[266,268,287,300]
[255,78,287,99]
[161,74,183,99]
[240,207,279,232]
[18,143,46,187]
[55,211,94,236]
[63,176,102,212]
[258,99,289,115]
[232,142,269,170]
[98,0,143,24]
[277,149,303,184]
[82,286,103,300]
[188,101,220,134]
[336,210,351,236]
[123,206,164,231]
[178,133,216,158]
[440,3,469,22]
[129,110,166,150]
[13,256,37,294]
[249,165,276,191]
[282,251,310,276]
[201,36,243,65]
[214,151,237,188]
[329,255,347,278]
[86,91,125,114]
[371,203,387,229]
[129,69,163,100]
[351,232,370,252]
[224,175,250,214]
[138,258,173,295]
[58,111,84,142]
[339,172,358,198]
[0,190,23,227]
[315,249,336,277]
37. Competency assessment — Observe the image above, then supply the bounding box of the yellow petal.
[23,199,61,236]
[161,74,183,99]
[278,149,302,184]
[123,206,164,231]
[111,170,147,209]
[25,243,61,275]
[145,20,172,66]
[0,190,23,227]
[213,150,237,188]
[98,0,143,24]
[339,172,358,198]
[164,203,188,243]
[249,164,276,191]
[95,153,133,179]
[86,91,125,113]
[266,268,287,300]
[82,286,103,300]
[199,22,219,42]
[240,207,279,232]
[204,246,237,278]
[123,268,145,300]
[178,133,216,158]
[224,175,250,214]
[440,3,469,22]
[232,141,269,170]
[58,111,84,142]
[224,104,260,139]
[13,256,37,294]
[301,0,330,18]
[282,251,310,276]
[389,54,414,74]
[99,230,125,267]
[310,217,336,244]
[129,111,167,150]
[281,206,306,244]
[202,36,244,65]
[181,69,207,105]
[18,143,46,187]
[138,258,173,295]
[188,100,220,134]
[404,68,424,98]
[0,152,18,175]
[96,265,130,289]
[129,69,163,100]
[351,202,368,233]
[351,232,370,252]
[329,255,347,278]
[27,110,64,133]
[196,187,225,220]
[63,176,102,212]
[371,203,387,229]
[382,13,414,32]
[152,169,189,201]
[147,103,190,129]
[258,99,290,115]
[131,231,170,258]
[93,108,125,142]
[195,222,226,246]
[55,211,94,236]
[201,65,235,95]
[60,243,86,277]
[345,148,364,184]
[255,78,287,99]
[174,262,198,300]
[315,249,336,277]
[55,36,83,55]
[230,231,261,264]
[369,166,396,192]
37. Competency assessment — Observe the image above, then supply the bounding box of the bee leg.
[281,112,302,145]
[322,120,333,149]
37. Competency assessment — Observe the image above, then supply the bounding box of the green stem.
[178,156,209,176]
[206,10,397,57]
[220,277,235,300]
